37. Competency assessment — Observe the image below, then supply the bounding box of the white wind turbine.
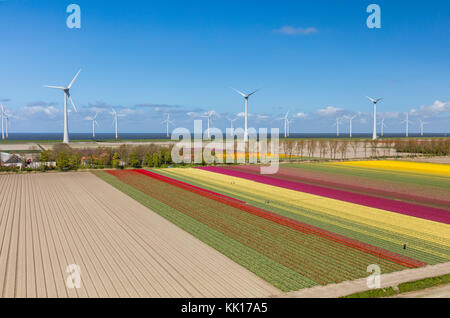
[1,104,4,140]
[379,116,386,137]
[86,113,99,138]
[111,109,124,140]
[419,119,428,136]
[44,69,81,143]
[288,119,295,136]
[347,114,359,138]
[333,117,342,137]
[228,117,238,135]
[281,111,290,138]
[367,96,383,140]
[231,88,258,142]
[201,111,215,139]
[162,113,175,137]
[402,112,413,137]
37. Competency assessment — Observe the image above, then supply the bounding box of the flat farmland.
[0,172,279,298]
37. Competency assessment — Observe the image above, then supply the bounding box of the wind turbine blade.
[375,98,383,103]
[68,69,81,89]
[231,87,247,97]
[366,96,376,103]
[247,89,259,97]
[44,85,66,90]
[68,95,78,112]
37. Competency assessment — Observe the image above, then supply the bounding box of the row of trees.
[281,138,450,160]
[394,139,450,156]
[37,144,174,171]
[281,139,387,160]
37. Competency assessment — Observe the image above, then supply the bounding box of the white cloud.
[23,105,59,117]
[317,106,343,116]
[274,26,318,35]
[411,100,450,115]
[383,112,399,119]
[293,112,307,118]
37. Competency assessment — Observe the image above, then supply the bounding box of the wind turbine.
[379,117,386,137]
[44,69,81,143]
[86,113,99,138]
[348,114,359,138]
[1,104,4,140]
[111,109,119,140]
[288,119,295,136]
[281,111,289,138]
[419,119,428,136]
[231,87,258,142]
[162,113,175,137]
[333,117,341,137]
[201,111,215,139]
[367,96,383,140]
[402,112,413,137]
[228,117,238,135]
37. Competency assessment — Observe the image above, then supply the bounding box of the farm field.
[98,167,445,292]
[151,165,450,267]
[0,172,279,298]
[221,162,450,210]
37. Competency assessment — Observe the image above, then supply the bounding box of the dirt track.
[0,172,279,298]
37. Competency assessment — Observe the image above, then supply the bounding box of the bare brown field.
[0,172,279,298]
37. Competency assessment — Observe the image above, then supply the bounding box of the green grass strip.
[92,170,317,292]
[341,273,450,298]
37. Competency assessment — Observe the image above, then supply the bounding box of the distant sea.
[3,132,449,141]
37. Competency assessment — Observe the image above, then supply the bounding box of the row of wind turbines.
[41,70,260,143]
[0,70,432,143]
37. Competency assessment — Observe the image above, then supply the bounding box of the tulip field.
[95,160,450,292]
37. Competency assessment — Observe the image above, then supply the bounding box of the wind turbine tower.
[162,113,175,137]
[402,112,412,137]
[201,111,214,139]
[44,70,81,143]
[284,112,290,138]
[333,117,341,137]
[1,104,4,140]
[288,119,294,136]
[419,119,427,137]
[112,109,119,140]
[87,113,99,138]
[348,114,358,138]
[229,118,238,135]
[231,88,258,142]
[367,97,383,140]
[380,117,386,137]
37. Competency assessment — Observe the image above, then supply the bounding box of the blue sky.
[0,0,449,133]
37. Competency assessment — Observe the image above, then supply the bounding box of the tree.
[56,152,70,171]
[152,152,160,167]
[112,152,120,168]
[129,152,141,168]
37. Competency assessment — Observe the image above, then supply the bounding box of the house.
[0,152,23,168]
